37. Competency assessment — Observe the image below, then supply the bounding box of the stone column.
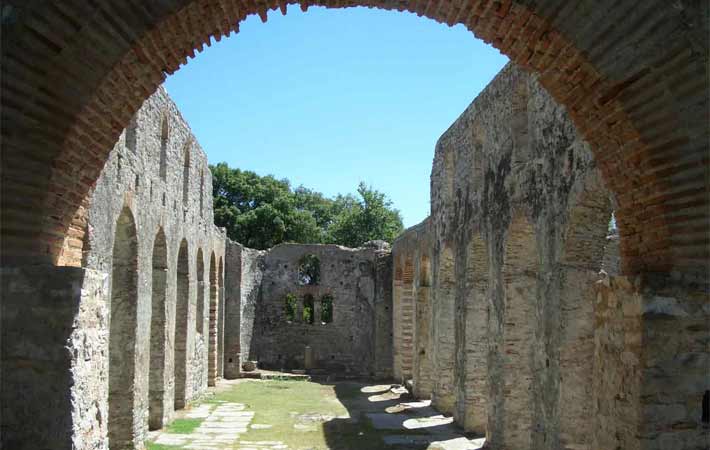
[313,299,322,324]
[223,243,242,379]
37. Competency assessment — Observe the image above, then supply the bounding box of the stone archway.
[196,248,205,335]
[175,239,190,410]
[149,228,169,430]
[558,172,613,450]
[0,1,706,282]
[108,206,139,449]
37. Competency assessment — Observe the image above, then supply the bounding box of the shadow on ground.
[320,381,485,450]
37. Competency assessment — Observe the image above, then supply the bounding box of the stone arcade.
[1,2,708,450]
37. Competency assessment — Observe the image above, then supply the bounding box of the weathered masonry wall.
[1,88,227,450]
[223,241,266,379]
[392,219,434,397]
[224,241,393,378]
[392,63,710,450]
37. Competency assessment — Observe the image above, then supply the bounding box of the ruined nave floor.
[147,379,485,450]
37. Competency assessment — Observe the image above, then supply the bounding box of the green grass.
[146,443,181,450]
[204,380,393,449]
[164,418,203,434]
[148,380,433,449]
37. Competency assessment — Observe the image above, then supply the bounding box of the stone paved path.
[152,401,254,449]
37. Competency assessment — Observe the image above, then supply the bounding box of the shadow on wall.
[321,382,485,450]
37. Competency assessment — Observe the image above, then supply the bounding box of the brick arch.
[1,1,707,279]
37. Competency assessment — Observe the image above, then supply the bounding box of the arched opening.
[0,4,707,450]
[499,214,538,449]
[174,239,189,410]
[108,207,138,448]
[284,293,298,322]
[433,245,456,414]
[320,295,334,324]
[302,294,315,325]
[455,234,489,434]
[159,113,169,181]
[208,252,218,386]
[559,173,613,449]
[196,248,205,334]
[297,254,320,285]
[3,0,702,286]
[149,228,168,430]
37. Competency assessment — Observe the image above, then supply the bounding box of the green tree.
[327,182,404,247]
[211,163,403,249]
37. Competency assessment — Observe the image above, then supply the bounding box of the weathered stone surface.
[227,243,393,377]
[393,63,710,450]
[1,266,109,450]
[224,243,265,379]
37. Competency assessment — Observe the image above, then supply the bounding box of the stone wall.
[1,87,227,450]
[223,241,266,378]
[1,266,109,450]
[392,219,434,397]
[223,242,393,378]
[393,62,710,450]
[393,63,614,443]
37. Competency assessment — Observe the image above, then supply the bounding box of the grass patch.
[148,379,439,449]
[205,380,391,449]
[146,443,181,450]
[165,418,202,434]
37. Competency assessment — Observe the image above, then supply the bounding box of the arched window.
[298,254,320,285]
[302,294,315,325]
[320,295,333,324]
[284,294,298,322]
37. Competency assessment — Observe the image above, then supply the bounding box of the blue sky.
[164,6,508,227]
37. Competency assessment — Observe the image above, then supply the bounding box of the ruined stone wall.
[392,64,615,444]
[81,87,227,446]
[373,248,394,379]
[0,87,228,450]
[235,243,389,377]
[394,62,709,450]
[223,240,266,378]
[392,219,434,397]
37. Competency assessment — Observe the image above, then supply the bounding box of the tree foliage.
[211,162,404,249]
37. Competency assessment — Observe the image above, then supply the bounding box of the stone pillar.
[224,243,242,379]
[313,299,322,324]
[296,297,304,323]
[217,284,226,378]
[593,275,710,450]
[1,266,109,450]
